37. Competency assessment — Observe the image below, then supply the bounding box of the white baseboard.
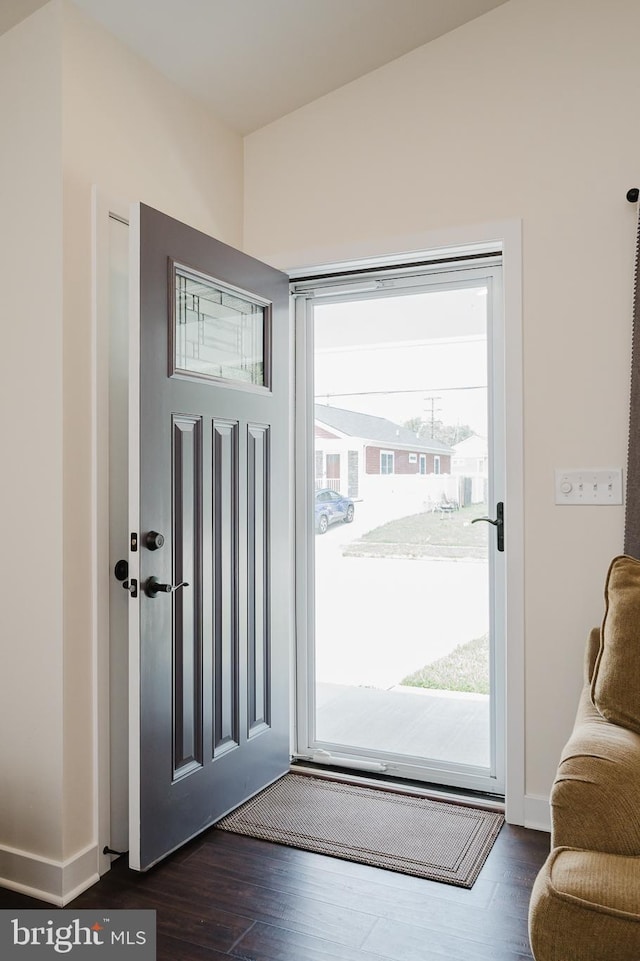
[0,842,100,906]
[524,794,551,833]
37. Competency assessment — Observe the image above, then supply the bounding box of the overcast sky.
[313,286,488,434]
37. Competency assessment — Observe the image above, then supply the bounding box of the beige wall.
[0,4,65,865]
[1,0,243,899]
[60,0,243,863]
[244,0,639,805]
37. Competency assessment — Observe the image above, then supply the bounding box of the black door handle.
[471,502,504,552]
[144,576,190,598]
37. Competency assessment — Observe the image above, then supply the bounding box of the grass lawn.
[402,633,489,694]
[343,503,490,559]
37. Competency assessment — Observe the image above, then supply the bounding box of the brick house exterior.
[364,445,447,475]
[314,404,453,499]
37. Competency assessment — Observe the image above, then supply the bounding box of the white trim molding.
[524,794,552,833]
[92,187,131,879]
[0,842,100,907]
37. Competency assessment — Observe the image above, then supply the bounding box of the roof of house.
[314,404,453,454]
[453,433,488,456]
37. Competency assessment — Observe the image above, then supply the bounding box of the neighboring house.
[452,433,489,505]
[314,404,454,504]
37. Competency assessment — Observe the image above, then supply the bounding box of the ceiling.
[0,0,51,33]
[3,0,509,134]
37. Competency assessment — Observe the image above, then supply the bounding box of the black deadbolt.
[145,531,165,551]
[114,559,129,582]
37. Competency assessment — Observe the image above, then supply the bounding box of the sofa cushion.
[591,554,640,734]
[529,848,640,961]
[551,684,640,854]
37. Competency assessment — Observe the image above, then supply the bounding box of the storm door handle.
[471,502,504,552]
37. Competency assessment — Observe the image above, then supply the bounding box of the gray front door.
[128,204,291,871]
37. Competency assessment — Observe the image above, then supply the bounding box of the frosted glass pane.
[174,267,266,386]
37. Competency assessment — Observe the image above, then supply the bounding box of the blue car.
[315,488,355,533]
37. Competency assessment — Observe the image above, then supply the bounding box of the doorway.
[95,204,525,871]
[293,258,506,796]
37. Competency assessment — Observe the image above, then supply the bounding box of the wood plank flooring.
[0,821,549,961]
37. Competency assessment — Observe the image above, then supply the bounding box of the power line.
[314,385,486,399]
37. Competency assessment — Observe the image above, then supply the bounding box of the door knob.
[471,502,504,552]
[144,576,189,598]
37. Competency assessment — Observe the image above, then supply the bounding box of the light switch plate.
[555,468,623,505]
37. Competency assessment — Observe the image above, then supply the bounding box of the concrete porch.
[316,681,490,769]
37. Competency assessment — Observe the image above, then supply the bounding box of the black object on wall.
[624,188,640,557]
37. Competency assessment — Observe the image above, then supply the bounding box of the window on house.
[325,453,340,490]
[380,451,394,475]
[419,454,427,475]
[434,455,441,475]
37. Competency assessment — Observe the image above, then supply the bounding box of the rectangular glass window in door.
[172,263,270,388]
[307,269,503,794]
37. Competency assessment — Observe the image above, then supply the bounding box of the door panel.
[211,417,239,758]
[129,203,290,871]
[247,423,270,737]
[172,413,203,778]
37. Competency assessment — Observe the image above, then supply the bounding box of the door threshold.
[290,760,505,813]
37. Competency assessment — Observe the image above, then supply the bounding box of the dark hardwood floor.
[0,821,549,960]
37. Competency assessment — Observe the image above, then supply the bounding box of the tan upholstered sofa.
[528,555,640,960]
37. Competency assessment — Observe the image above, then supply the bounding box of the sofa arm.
[551,686,640,855]
[529,847,640,961]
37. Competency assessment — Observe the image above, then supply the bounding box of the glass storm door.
[293,260,505,796]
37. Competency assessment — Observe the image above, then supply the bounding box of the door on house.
[127,204,291,871]
[292,258,506,796]
[325,453,340,490]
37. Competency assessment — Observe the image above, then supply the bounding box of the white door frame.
[288,220,524,823]
[92,188,131,874]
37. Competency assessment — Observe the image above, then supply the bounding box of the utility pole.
[423,395,442,438]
